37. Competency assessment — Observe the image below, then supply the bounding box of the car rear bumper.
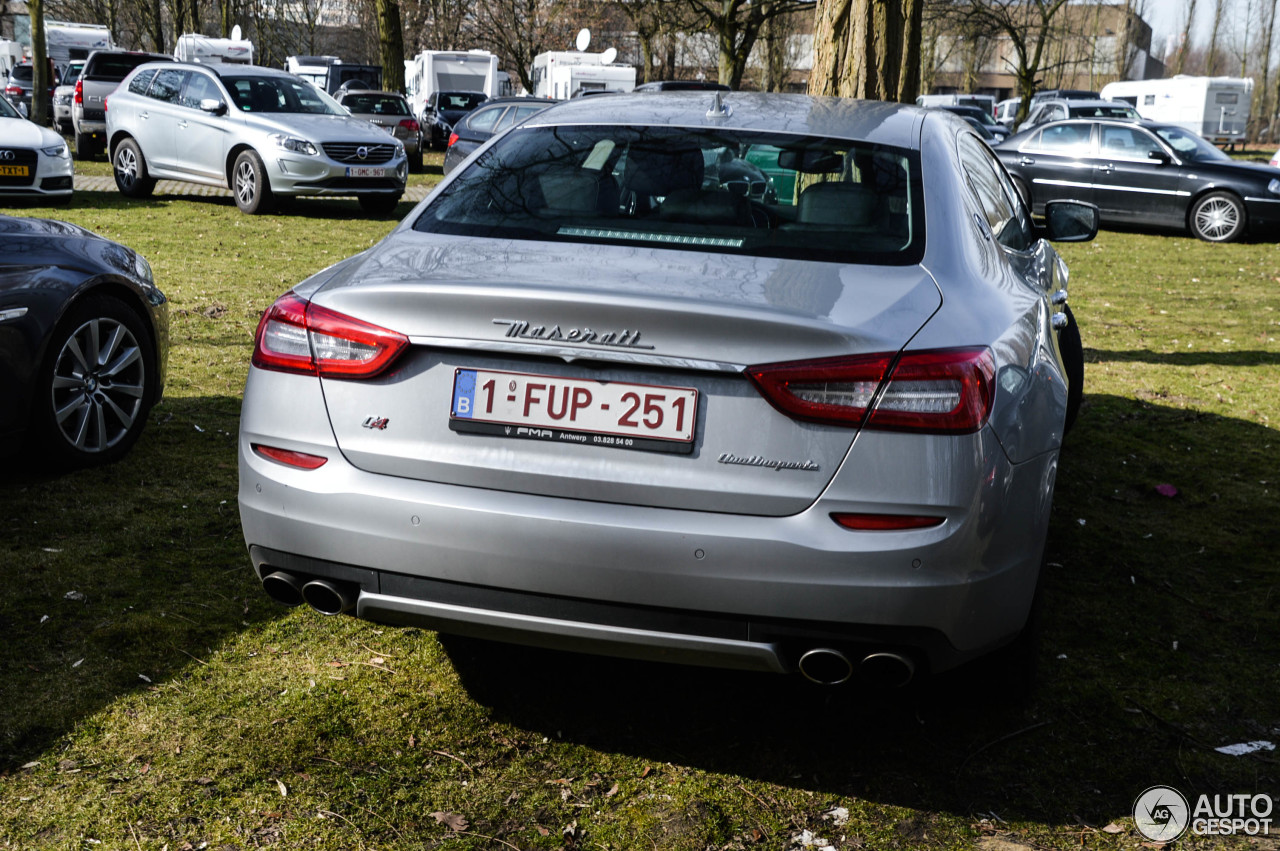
[239,370,1055,675]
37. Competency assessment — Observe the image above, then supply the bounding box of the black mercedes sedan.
[0,216,168,467]
[995,118,1280,242]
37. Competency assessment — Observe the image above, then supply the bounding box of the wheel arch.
[225,143,261,188]
[51,277,165,407]
[107,130,135,162]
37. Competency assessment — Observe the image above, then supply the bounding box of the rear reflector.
[252,444,328,469]
[747,347,995,434]
[252,291,409,378]
[447,132,459,148]
[831,513,944,531]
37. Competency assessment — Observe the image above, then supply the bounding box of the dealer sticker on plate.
[450,368,697,454]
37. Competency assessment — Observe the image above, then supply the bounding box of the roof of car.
[523,92,924,148]
[337,89,406,99]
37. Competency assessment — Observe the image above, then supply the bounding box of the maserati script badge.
[493,319,654,350]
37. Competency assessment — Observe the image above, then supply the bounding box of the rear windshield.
[86,53,170,82]
[343,93,409,115]
[11,66,33,82]
[413,125,924,265]
[441,92,487,110]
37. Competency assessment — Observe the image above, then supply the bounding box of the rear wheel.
[359,194,402,216]
[75,129,99,159]
[1189,191,1245,242]
[112,138,155,198]
[409,145,423,173]
[233,150,274,214]
[37,296,156,468]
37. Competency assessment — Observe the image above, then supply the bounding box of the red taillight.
[747,347,995,434]
[447,132,459,147]
[74,79,83,104]
[831,512,945,531]
[252,292,409,378]
[252,444,328,469]
[3,85,19,97]
[399,118,420,133]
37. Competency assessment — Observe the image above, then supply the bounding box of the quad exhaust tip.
[301,578,356,616]
[261,571,305,607]
[797,647,916,687]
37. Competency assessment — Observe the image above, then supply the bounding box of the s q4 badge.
[362,417,389,430]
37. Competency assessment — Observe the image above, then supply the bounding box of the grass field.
[0,155,1277,850]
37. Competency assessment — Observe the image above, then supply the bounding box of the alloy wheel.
[50,316,146,453]
[236,160,258,207]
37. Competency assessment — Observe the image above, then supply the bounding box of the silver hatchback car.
[106,63,407,215]
[239,94,1098,685]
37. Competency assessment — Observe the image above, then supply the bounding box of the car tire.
[1059,305,1083,433]
[359,194,402,216]
[1189,191,1245,242]
[112,138,155,198]
[37,295,156,468]
[233,150,274,214]
[74,128,98,159]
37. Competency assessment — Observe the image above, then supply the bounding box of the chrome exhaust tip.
[261,571,305,607]
[860,651,915,688]
[301,578,356,616]
[797,647,854,685]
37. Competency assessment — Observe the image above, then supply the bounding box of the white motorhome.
[405,50,499,121]
[0,39,23,81]
[915,93,996,116]
[285,55,338,87]
[45,21,114,64]
[531,50,635,100]
[1099,76,1254,145]
[173,32,255,65]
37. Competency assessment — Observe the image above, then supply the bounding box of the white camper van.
[405,50,499,121]
[45,21,114,64]
[0,39,22,81]
[1099,76,1253,145]
[285,55,337,87]
[531,50,635,100]
[173,32,255,65]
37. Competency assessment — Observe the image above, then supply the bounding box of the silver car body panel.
[240,95,1077,674]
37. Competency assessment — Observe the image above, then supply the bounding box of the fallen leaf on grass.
[1214,740,1275,756]
[1154,484,1179,497]
[64,591,85,601]
[1101,823,1124,834]
[276,779,288,797]
[538,826,550,836]
[430,811,469,832]
[325,661,348,668]
[605,782,619,797]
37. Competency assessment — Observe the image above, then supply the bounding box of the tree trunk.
[30,0,49,126]
[376,0,406,92]
[809,0,919,101]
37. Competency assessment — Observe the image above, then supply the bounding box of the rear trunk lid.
[311,232,941,515]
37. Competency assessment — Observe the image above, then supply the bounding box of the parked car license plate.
[450,368,698,454]
[0,165,29,177]
[346,166,386,177]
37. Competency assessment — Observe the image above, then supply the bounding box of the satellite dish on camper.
[575,28,591,52]
[600,47,617,65]
[231,24,242,41]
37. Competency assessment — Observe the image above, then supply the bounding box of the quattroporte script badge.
[718,452,820,472]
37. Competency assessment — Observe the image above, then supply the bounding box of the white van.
[1099,76,1253,145]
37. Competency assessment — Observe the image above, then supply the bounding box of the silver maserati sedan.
[239,94,1098,685]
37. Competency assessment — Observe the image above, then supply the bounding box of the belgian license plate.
[0,165,28,177]
[346,166,386,177]
[450,368,698,454]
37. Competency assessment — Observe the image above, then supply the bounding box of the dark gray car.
[441,96,556,175]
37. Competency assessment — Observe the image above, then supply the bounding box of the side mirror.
[1042,200,1098,242]
[1147,149,1171,165]
[199,98,228,116]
